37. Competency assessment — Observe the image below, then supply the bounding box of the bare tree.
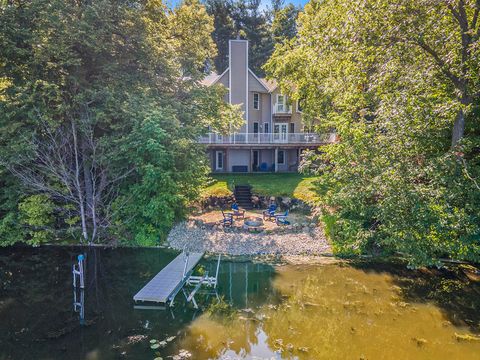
[3,108,133,244]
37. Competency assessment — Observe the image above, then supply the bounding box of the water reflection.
[73,288,85,325]
[0,246,479,360]
[181,263,480,360]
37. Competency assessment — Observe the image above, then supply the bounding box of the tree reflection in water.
[1,247,479,360]
[181,262,480,360]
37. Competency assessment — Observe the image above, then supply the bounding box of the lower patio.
[167,209,331,256]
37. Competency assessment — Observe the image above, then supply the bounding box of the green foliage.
[267,0,480,266]
[193,85,244,134]
[204,0,237,72]
[206,296,236,321]
[271,3,299,44]
[112,108,210,246]
[0,212,24,246]
[204,0,298,75]
[0,0,238,246]
[18,195,55,245]
[201,173,319,203]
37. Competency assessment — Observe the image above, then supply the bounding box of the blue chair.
[221,209,234,227]
[231,202,245,219]
[262,204,277,221]
[275,210,290,226]
[259,162,268,172]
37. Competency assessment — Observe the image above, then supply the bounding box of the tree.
[204,0,237,73]
[266,0,480,266]
[0,0,242,246]
[231,0,273,76]
[270,3,299,44]
[371,0,480,146]
[204,0,278,76]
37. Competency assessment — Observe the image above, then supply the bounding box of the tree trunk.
[81,138,95,244]
[72,120,89,243]
[451,108,465,147]
[82,137,94,219]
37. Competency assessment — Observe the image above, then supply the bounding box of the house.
[200,39,334,173]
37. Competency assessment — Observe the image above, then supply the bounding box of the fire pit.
[243,217,264,232]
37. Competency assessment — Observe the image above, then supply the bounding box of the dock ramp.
[133,252,204,304]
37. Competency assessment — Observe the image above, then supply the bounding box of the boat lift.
[72,254,86,324]
[182,254,221,309]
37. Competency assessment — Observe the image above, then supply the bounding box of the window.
[253,93,260,110]
[297,99,303,113]
[290,123,295,134]
[277,150,285,165]
[253,122,259,134]
[264,122,269,133]
[215,151,223,170]
[276,94,285,112]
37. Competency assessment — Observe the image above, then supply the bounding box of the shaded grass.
[201,173,320,204]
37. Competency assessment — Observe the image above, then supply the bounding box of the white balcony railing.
[198,132,336,145]
[273,103,292,114]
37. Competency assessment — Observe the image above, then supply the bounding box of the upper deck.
[199,132,336,147]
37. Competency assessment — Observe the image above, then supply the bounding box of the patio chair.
[262,204,277,221]
[221,209,234,227]
[259,162,268,172]
[275,210,290,226]
[231,202,245,219]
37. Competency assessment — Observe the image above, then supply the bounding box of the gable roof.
[248,69,271,92]
[201,72,220,86]
[201,67,275,93]
[259,77,277,92]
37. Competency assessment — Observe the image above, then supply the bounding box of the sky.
[168,0,309,10]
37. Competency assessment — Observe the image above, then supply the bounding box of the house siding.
[248,72,268,92]
[217,70,229,87]
[228,150,250,172]
[202,39,322,173]
[247,92,271,134]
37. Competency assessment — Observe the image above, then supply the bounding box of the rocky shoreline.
[167,220,331,256]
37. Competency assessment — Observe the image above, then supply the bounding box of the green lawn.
[201,173,320,204]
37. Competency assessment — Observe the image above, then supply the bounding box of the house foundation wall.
[209,148,303,173]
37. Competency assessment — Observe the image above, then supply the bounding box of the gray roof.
[201,68,277,92]
[201,72,221,86]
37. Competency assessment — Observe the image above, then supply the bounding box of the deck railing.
[198,132,336,145]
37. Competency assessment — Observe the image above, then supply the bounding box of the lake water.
[0,246,479,359]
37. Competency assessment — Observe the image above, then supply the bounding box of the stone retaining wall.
[199,193,312,213]
[188,218,318,235]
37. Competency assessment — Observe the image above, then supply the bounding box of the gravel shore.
[167,221,331,256]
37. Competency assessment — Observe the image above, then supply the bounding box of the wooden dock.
[133,252,204,304]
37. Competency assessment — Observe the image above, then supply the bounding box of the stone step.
[234,185,253,209]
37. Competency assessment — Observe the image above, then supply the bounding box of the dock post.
[72,254,86,325]
[73,254,85,289]
[214,254,221,288]
[78,254,85,289]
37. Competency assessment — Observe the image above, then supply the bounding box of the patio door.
[215,150,223,171]
[273,123,288,143]
[252,150,259,171]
